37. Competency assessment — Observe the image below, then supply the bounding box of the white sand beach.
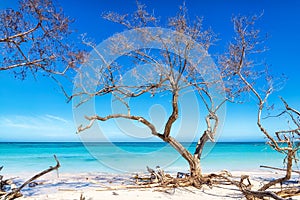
[8,170,299,200]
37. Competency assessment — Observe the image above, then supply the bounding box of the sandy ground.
[3,170,300,200]
[22,186,243,200]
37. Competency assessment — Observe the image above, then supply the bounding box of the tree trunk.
[161,136,202,180]
[190,156,201,177]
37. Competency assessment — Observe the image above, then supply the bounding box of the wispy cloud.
[0,115,71,130]
[0,114,77,141]
[44,114,69,124]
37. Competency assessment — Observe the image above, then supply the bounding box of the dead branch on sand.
[0,155,60,200]
[95,166,300,200]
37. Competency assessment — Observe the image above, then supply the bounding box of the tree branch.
[78,114,161,138]
[163,90,179,138]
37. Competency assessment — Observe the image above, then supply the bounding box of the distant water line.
[0,142,289,175]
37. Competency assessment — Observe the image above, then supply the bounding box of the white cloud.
[44,114,69,124]
[0,114,78,141]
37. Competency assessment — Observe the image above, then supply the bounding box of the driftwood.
[97,167,231,192]
[0,155,60,200]
[207,173,287,200]
[79,193,86,200]
[260,165,300,175]
[130,167,300,200]
[276,188,300,198]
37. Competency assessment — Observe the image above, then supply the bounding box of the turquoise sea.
[0,142,291,175]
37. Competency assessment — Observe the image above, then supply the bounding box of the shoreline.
[4,169,299,200]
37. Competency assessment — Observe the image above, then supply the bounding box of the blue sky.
[0,0,299,142]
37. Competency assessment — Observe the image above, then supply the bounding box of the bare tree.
[0,0,85,79]
[222,15,300,199]
[72,3,257,188]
